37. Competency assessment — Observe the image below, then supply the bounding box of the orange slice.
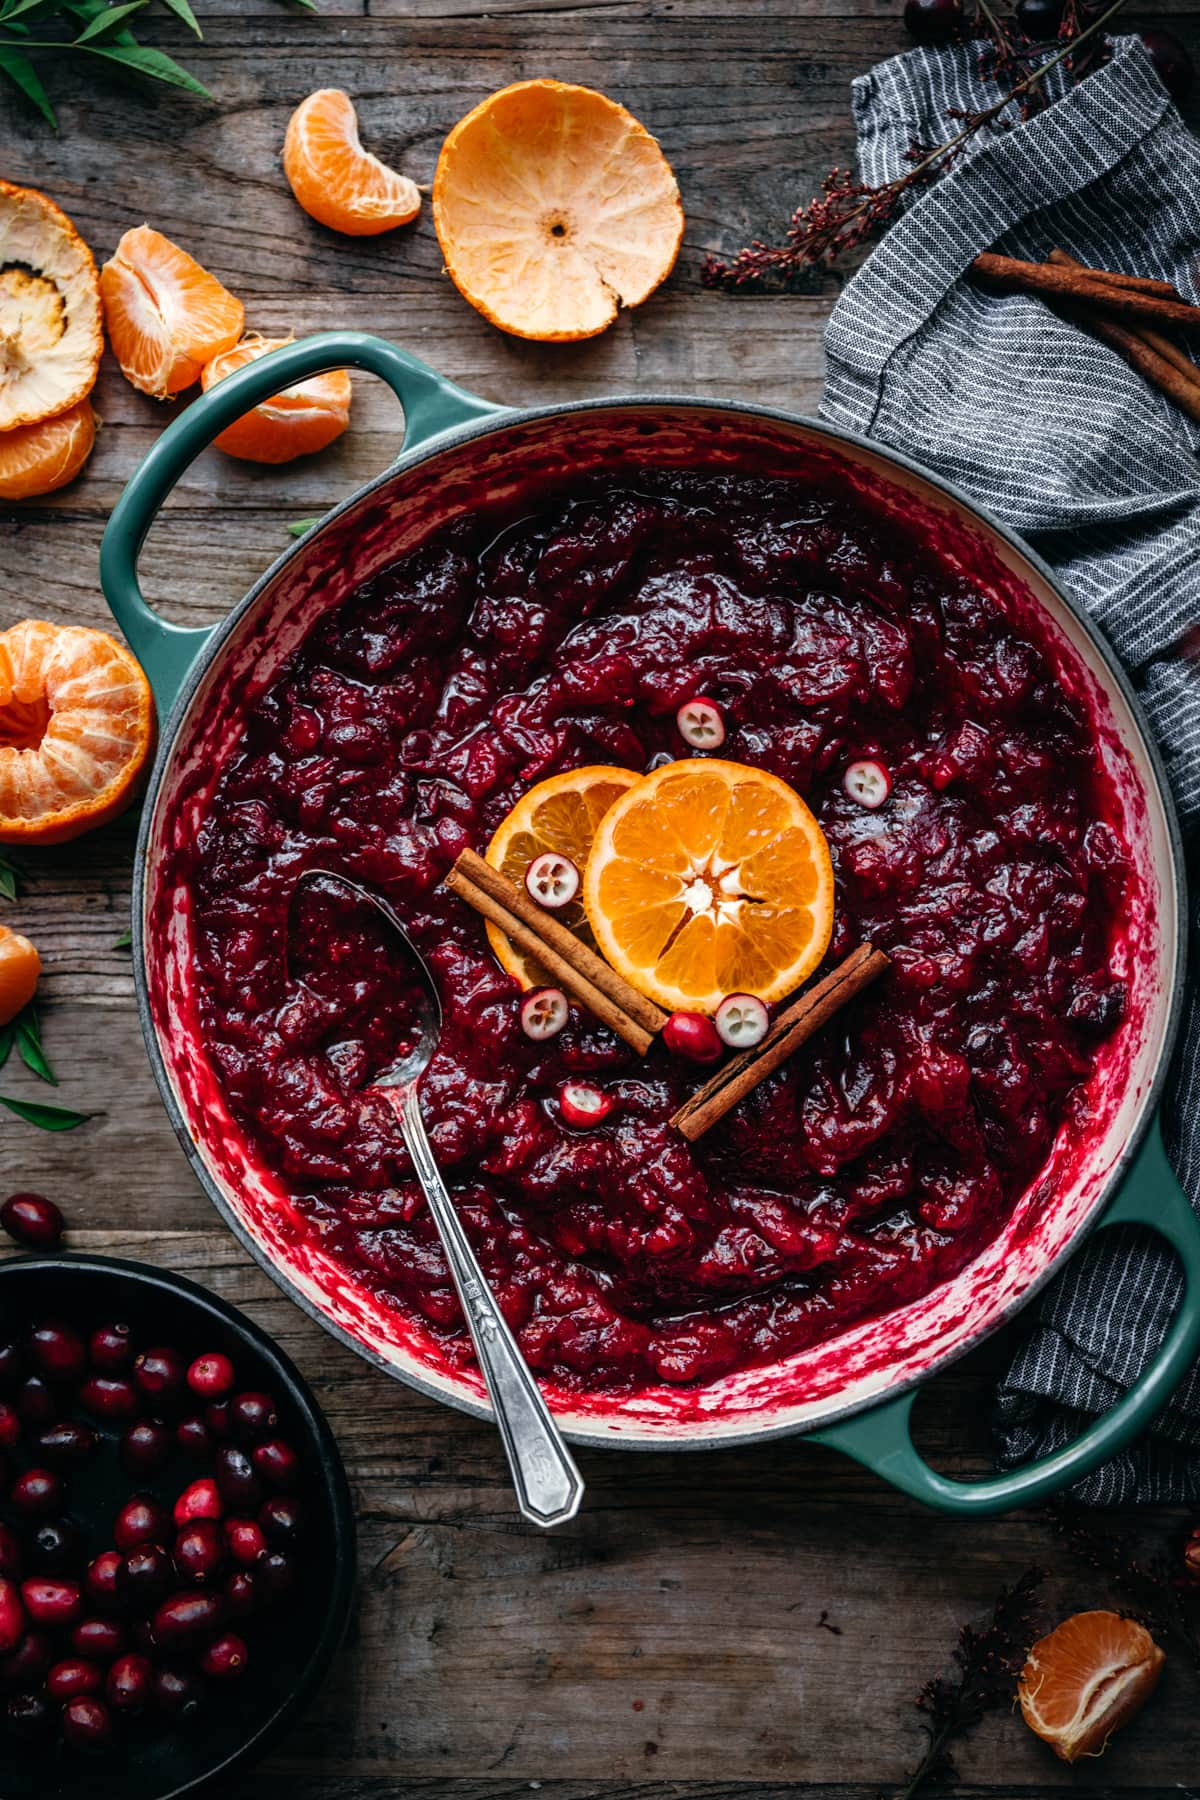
[200,335,352,464]
[432,79,684,342]
[583,758,834,1014]
[0,180,103,431]
[484,765,640,988]
[100,226,244,399]
[0,926,40,1028]
[1019,1611,1164,1763]
[0,399,96,501]
[0,619,154,845]
[284,89,421,237]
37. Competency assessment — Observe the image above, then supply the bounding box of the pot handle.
[99,332,501,711]
[809,1115,1200,1513]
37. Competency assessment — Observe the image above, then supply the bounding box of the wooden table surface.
[4,4,1200,1792]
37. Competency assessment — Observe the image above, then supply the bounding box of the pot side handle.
[809,1114,1200,1514]
[98,333,501,712]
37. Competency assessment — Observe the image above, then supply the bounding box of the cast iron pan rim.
[127,392,1189,1453]
[0,1250,356,1798]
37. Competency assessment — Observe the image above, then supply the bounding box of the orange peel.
[0,180,103,432]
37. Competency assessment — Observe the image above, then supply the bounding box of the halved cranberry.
[36,1418,96,1467]
[30,1320,86,1384]
[558,1080,617,1129]
[85,1551,123,1611]
[116,1545,172,1611]
[520,986,569,1040]
[114,1494,172,1552]
[21,1576,83,1628]
[0,1524,20,1579]
[121,1417,172,1475]
[187,1353,235,1401]
[174,1520,225,1587]
[153,1590,224,1648]
[153,1664,204,1720]
[251,1437,301,1490]
[61,1694,114,1752]
[88,1323,133,1372]
[662,1011,723,1065]
[201,1631,248,1681]
[676,696,726,749]
[0,1193,64,1250]
[714,993,770,1049]
[259,1494,304,1546]
[11,1468,61,1518]
[229,1391,278,1444]
[15,1375,55,1424]
[30,1518,82,1573]
[843,757,892,809]
[0,1577,25,1652]
[0,1403,19,1449]
[524,852,580,909]
[47,1656,104,1699]
[223,1569,258,1618]
[176,1413,214,1457]
[5,1689,54,1741]
[71,1616,126,1661]
[0,1628,50,1688]
[173,1478,223,1526]
[134,1346,187,1405]
[107,1650,153,1715]
[80,1375,139,1420]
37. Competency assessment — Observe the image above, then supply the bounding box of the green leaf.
[0,1026,12,1072]
[16,1007,57,1086]
[0,855,17,902]
[73,0,146,41]
[287,518,319,538]
[0,1095,94,1131]
[113,928,132,949]
[158,0,201,35]
[1,0,66,24]
[79,40,212,97]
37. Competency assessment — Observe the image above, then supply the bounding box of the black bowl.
[0,1253,355,1798]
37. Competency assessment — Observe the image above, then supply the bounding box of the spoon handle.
[393,1085,585,1529]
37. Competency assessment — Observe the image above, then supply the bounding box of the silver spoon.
[287,870,584,1530]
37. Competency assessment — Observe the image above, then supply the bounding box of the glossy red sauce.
[185,472,1130,1393]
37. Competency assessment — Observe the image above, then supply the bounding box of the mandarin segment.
[1019,1611,1164,1764]
[0,399,96,501]
[0,925,40,1027]
[0,182,103,431]
[0,620,154,844]
[100,227,244,399]
[284,89,421,237]
[433,79,684,342]
[200,335,352,464]
[583,758,834,1013]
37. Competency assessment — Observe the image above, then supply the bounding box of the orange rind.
[0,180,103,431]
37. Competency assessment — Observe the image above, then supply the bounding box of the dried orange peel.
[201,335,352,464]
[284,89,421,236]
[433,79,684,341]
[583,759,834,1014]
[0,180,103,432]
[0,926,40,1028]
[1018,1610,1164,1763]
[100,226,244,399]
[0,399,96,502]
[484,765,640,988]
[0,620,154,845]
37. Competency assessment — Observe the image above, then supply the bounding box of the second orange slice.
[583,759,834,1014]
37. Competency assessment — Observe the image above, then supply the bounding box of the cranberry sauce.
[186,471,1131,1393]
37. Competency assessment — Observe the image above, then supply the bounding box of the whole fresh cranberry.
[79,1375,139,1420]
[224,1518,267,1567]
[153,1589,225,1648]
[36,1418,96,1467]
[173,1478,223,1527]
[5,1689,54,1741]
[121,1417,172,1476]
[47,1656,104,1700]
[201,1632,248,1681]
[85,1551,123,1611]
[258,1549,297,1607]
[1141,30,1195,103]
[89,1323,134,1372]
[0,1342,23,1390]
[30,1518,83,1574]
[223,1569,258,1618]
[215,1444,263,1510]
[229,1390,278,1443]
[15,1375,55,1425]
[114,1493,172,1552]
[21,1575,83,1628]
[0,1193,64,1250]
[107,1650,153,1715]
[259,1494,304,1546]
[204,1400,232,1439]
[176,1414,214,1458]
[0,1523,21,1578]
[152,1663,204,1720]
[116,1545,172,1611]
[10,1467,62,1518]
[187,1353,236,1401]
[0,1402,19,1450]
[134,1346,187,1405]
[0,1576,26,1652]
[0,1628,51,1687]
[61,1694,114,1752]
[174,1520,225,1587]
[30,1320,86,1384]
[903,0,962,41]
[72,1615,127,1661]
[662,1011,723,1065]
[251,1437,301,1489]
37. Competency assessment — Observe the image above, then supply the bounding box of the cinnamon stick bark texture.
[671,943,890,1142]
[1047,248,1200,426]
[972,253,1200,330]
[445,848,667,1053]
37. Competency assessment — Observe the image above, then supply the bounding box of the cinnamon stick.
[671,943,890,1143]
[1047,249,1200,426]
[972,252,1200,330]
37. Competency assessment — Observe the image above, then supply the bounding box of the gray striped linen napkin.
[820,34,1200,1503]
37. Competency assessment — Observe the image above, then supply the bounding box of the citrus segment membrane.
[0,181,103,431]
[201,335,351,464]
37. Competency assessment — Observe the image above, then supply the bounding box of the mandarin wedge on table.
[583,759,834,1014]
[100,227,243,399]
[284,89,421,236]
[1018,1610,1164,1763]
[201,335,352,464]
[433,80,684,341]
[484,766,640,989]
[0,181,103,433]
[0,926,40,1027]
[0,620,154,845]
[0,400,96,501]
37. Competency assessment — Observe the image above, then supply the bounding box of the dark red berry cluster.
[0,1315,304,1755]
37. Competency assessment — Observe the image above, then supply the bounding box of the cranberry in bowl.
[100,337,1199,1511]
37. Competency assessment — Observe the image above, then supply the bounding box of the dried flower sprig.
[702,0,1131,291]
[1053,1501,1200,1678]
[897,1567,1045,1800]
